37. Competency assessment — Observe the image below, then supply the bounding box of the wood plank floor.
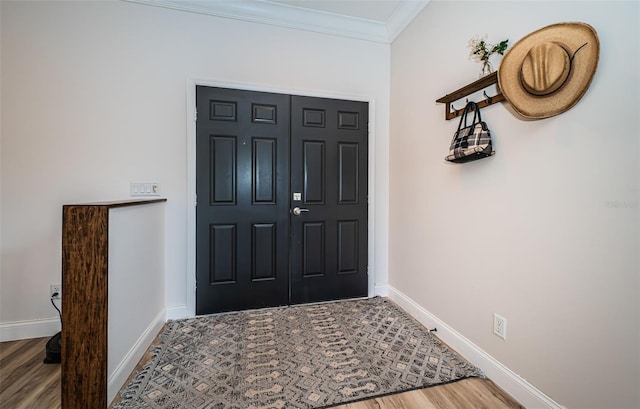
[0,337,61,409]
[1,336,524,409]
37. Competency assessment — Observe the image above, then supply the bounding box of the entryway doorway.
[195,86,368,314]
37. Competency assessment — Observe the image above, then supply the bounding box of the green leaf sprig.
[468,35,509,63]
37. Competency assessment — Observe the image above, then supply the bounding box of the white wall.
[0,1,390,334]
[108,202,165,404]
[390,1,639,408]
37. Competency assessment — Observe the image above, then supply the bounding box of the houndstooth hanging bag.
[445,101,495,163]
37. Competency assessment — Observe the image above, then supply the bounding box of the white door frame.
[185,78,377,317]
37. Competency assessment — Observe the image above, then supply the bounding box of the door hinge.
[194,194,197,207]
[194,107,198,122]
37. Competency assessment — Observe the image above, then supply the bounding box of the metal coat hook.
[451,99,477,116]
[451,103,465,116]
[483,90,493,104]
[452,98,472,114]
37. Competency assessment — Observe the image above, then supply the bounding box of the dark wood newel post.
[61,199,166,409]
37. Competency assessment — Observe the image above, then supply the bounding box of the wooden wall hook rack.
[436,71,506,120]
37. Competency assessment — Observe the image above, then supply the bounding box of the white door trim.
[185,78,377,317]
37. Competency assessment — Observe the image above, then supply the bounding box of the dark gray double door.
[196,86,368,315]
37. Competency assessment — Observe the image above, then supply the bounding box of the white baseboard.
[387,285,565,409]
[107,309,166,405]
[0,318,61,342]
[166,304,189,320]
[0,307,178,343]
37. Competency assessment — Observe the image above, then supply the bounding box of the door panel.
[196,87,290,314]
[210,136,236,204]
[303,141,325,203]
[338,143,359,203]
[290,96,368,304]
[338,220,358,274]
[209,224,236,283]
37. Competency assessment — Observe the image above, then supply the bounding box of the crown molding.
[385,0,429,42]
[123,0,429,43]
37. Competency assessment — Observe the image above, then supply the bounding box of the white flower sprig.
[468,34,509,63]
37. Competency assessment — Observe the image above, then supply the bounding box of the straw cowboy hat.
[498,22,600,119]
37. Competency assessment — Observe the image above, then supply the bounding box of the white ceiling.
[268,0,408,22]
[124,0,429,43]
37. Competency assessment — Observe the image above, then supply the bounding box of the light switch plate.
[130,182,160,197]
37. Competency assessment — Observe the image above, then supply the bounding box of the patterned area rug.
[114,297,483,408]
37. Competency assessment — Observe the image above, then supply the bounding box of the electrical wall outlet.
[493,313,507,340]
[50,284,62,299]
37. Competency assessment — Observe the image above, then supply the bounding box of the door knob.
[292,207,309,216]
